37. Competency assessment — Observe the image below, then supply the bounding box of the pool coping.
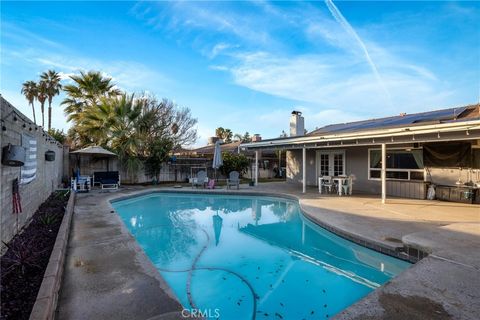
[57,189,185,320]
[109,189,426,263]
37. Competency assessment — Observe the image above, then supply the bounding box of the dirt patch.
[376,292,451,320]
[1,190,70,320]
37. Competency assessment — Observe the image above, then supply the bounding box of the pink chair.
[206,179,216,189]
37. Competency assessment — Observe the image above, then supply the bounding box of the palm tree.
[41,70,62,130]
[215,127,233,143]
[81,94,145,179]
[62,71,121,148]
[233,133,243,142]
[62,71,120,124]
[37,81,48,128]
[21,81,38,124]
[81,94,143,150]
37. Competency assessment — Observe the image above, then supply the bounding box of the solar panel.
[309,107,469,135]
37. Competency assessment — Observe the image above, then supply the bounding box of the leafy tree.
[219,153,250,177]
[144,138,174,182]
[21,81,38,124]
[48,128,67,144]
[41,70,62,130]
[37,81,48,128]
[215,127,233,143]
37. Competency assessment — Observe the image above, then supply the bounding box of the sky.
[1,1,479,147]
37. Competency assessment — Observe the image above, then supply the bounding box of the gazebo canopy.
[70,146,117,157]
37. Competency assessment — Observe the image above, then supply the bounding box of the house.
[241,106,480,203]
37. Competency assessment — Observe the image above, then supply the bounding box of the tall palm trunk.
[48,99,52,130]
[30,101,37,124]
[40,102,45,128]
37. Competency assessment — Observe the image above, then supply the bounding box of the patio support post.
[381,143,386,204]
[302,147,306,193]
[255,150,259,186]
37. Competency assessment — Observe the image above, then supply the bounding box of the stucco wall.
[1,97,64,250]
[344,146,380,194]
[286,149,317,186]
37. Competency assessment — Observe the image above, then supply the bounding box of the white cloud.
[133,1,464,119]
[5,49,172,93]
[218,51,454,116]
[208,42,237,59]
[133,1,276,47]
[1,22,66,50]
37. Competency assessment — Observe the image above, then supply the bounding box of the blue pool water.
[112,193,410,319]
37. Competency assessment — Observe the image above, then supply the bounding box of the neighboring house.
[180,136,285,179]
[186,140,244,157]
[241,106,480,202]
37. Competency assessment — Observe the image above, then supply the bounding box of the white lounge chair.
[192,170,207,188]
[227,171,240,190]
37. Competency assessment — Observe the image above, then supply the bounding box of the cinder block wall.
[1,97,64,251]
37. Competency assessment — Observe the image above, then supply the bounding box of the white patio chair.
[227,171,240,190]
[321,176,334,194]
[341,176,353,196]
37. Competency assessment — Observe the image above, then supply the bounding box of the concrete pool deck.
[57,183,480,319]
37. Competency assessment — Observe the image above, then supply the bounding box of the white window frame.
[368,147,425,181]
[315,150,346,184]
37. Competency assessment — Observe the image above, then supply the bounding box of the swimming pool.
[112,192,410,319]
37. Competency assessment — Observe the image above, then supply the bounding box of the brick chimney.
[252,134,262,142]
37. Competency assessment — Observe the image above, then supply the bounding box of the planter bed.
[1,190,70,320]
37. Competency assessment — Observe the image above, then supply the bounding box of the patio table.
[319,176,347,195]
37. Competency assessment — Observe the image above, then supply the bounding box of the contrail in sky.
[325,0,393,109]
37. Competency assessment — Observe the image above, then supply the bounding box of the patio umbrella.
[212,212,223,246]
[212,140,223,180]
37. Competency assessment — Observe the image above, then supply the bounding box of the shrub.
[219,153,250,177]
